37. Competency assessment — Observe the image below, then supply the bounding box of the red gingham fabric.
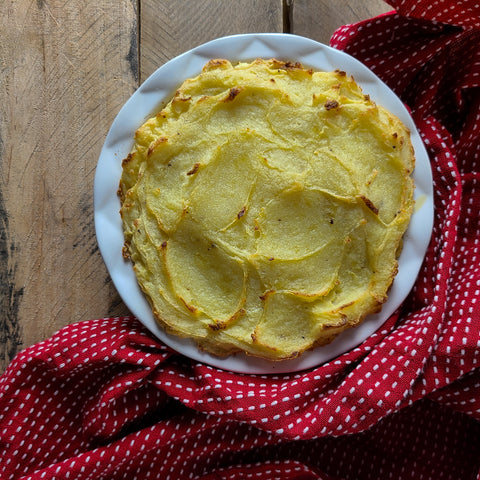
[2,1,480,478]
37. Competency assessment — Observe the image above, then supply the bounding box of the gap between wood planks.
[283,0,293,33]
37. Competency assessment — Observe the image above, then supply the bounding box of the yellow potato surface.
[119,59,415,360]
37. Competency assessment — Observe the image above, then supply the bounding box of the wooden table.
[0,0,391,373]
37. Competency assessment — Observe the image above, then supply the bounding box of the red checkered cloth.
[2,1,480,478]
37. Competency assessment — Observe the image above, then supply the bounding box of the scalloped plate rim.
[94,33,434,374]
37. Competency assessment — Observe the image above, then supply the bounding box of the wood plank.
[140,0,284,81]
[0,0,395,373]
[0,0,137,372]
[289,0,392,45]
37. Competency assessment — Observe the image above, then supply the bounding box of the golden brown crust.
[119,58,415,361]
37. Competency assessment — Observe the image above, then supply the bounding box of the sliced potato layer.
[120,58,415,360]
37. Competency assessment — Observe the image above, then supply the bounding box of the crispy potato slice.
[119,59,415,360]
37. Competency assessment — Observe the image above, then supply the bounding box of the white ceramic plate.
[94,33,433,374]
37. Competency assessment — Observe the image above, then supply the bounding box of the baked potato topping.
[119,59,414,360]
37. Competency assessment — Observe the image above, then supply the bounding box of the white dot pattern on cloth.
[1,320,480,479]
[2,1,480,478]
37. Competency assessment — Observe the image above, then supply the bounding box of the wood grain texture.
[0,0,396,373]
[289,0,392,45]
[139,0,284,81]
[0,0,137,371]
